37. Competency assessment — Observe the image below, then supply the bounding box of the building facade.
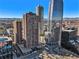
[36,5,44,33]
[48,0,63,46]
[22,12,39,48]
[36,5,45,45]
[36,5,44,21]
[13,20,22,44]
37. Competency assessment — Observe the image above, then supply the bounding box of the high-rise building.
[36,5,44,20]
[48,0,63,46]
[13,20,22,44]
[36,5,44,33]
[49,0,63,30]
[22,12,39,48]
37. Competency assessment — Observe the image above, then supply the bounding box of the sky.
[0,0,79,18]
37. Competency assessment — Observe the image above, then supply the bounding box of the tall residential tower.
[36,5,44,33]
[22,12,39,48]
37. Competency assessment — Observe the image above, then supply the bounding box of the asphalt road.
[16,50,43,59]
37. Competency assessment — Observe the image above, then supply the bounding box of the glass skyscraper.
[48,0,63,46]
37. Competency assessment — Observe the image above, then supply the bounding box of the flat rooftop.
[0,36,12,42]
[62,30,75,32]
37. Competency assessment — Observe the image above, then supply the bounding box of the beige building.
[13,20,22,44]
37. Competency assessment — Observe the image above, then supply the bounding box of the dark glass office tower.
[48,0,63,46]
[52,0,63,18]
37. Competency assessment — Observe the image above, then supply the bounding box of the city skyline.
[0,0,79,18]
[0,0,79,59]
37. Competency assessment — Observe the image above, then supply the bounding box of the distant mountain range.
[0,18,22,24]
[63,18,79,20]
[0,18,79,21]
[0,18,22,21]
